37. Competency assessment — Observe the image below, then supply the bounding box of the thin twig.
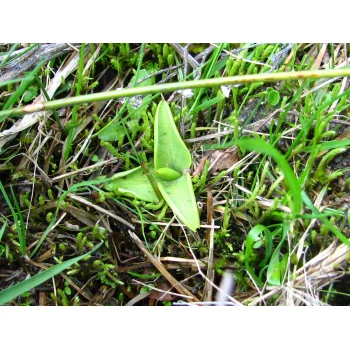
[67,193,135,230]
[51,157,120,182]
[128,230,200,302]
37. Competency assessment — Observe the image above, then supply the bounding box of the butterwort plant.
[105,100,200,231]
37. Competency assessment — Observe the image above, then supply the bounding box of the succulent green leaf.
[157,167,182,181]
[104,166,159,203]
[154,100,191,173]
[157,173,200,231]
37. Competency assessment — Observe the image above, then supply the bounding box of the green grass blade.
[0,242,103,305]
[266,240,284,286]
[203,43,225,78]
[0,222,7,241]
[127,271,162,279]
[0,43,38,70]
[64,43,86,161]
[188,43,225,115]
[190,93,225,116]
[2,58,46,112]
[303,138,350,152]
[0,77,27,89]
[301,191,350,247]
[0,181,26,255]
[29,217,57,258]
[236,139,302,216]
[285,87,350,159]
[0,222,7,257]
[0,43,19,70]
[34,75,62,130]
[258,226,273,267]
[267,221,289,286]
[270,80,309,145]
[10,186,26,255]
[94,43,147,139]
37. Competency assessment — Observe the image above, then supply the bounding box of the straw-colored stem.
[1,68,350,118]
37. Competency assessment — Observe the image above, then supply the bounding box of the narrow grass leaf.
[285,88,350,159]
[127,271,162,279]
[3,58,46,112]
[0,242,103,305]
[34,75,62,130]
[267,221,289,286]
[0,221,7,241]
[302,191,350,247]
[0,77,26,89]
[271,80,309,145]
[64,43,86,161]
[0,43,19,70]
[190,93,225,116]
[237,139,302,216]
[258,226,273,267]
[303,139,350,152]
[30,217,57,258]
[0,222,6,258]
[0,181,26,255]
[10,186,26,255]
[267,241,283,286]
[188,43,225,115]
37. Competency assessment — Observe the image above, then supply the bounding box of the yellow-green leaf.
[104,166,159,203]
[157,173,200,231]
[154,100,191,173]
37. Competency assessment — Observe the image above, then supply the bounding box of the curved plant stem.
[1,68,350,118]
